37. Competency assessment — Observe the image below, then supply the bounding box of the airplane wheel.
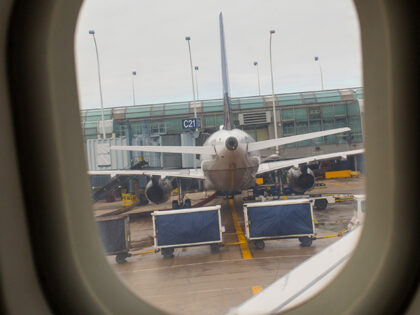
[184,199,192,208]
[299,237,313,247]
[314,199,328,210]
[115,253,128,264]
[172,200,179,209]
[161,248,174,258]
[254,240,265,250]
[210,244,220,253]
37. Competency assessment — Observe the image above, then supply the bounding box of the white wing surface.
[89,168,205,179]
[257,149,364,174]
[247,127,350,152]
[111,145,215,155]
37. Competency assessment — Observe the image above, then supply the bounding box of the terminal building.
[81,87,364,181]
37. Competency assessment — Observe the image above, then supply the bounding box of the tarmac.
[97,177,365,314]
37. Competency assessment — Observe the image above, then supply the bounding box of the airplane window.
[75,0,364,313]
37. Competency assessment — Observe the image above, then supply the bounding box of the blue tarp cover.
[248,203,313,238]
[155,210,220,246]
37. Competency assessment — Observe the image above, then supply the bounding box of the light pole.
[269,30,279,154]
[185,36,198,170]
[253,61,261,96]
[185,36,197,119]
[89,30,106,139]
[194,66,200,100]
[131,71,136,106]
[269,30,282,192]
[314,56,324,90]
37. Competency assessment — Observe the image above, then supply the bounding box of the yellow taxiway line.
[229,199,253,260]
[252,286,263,295]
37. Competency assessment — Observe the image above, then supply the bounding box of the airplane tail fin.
[219,12,233,130]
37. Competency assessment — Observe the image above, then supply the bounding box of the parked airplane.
[89,13,363,205]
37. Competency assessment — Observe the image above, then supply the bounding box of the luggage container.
[96,215,130,264]
[152,205,223,257]
[243,199,315,249]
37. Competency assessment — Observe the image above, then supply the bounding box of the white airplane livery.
[89,13,363,204]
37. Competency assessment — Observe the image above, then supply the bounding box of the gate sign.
[182,118,201,130]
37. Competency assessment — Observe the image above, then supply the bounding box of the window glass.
[240,97,264,109]
[334,104,346,116]
[310,120,323,145]
[296,121,310,146]
[126,106,151,118]
[215,114,224,126]
[246,130,257,141]
[315,90,342,103]
[282,121,295,135]
[302,92,316,104]
[347,101,361,115]
[335,117,348,128]
[165,118,184,131]
[165,103,190,115]
[281,108,294,120]
[151,104,164,116]
[349,116,362,134]
[202,99,224,112]
[321,105,334,118]
[295,108,308,120]
[277,93,302,106]
[204,115,215,127]
[309,107,321,119]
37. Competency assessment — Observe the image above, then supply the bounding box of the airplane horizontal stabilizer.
[257,149,364,174]
[247,127,351,152]
[88,168,205,179]
[111,145,215,155]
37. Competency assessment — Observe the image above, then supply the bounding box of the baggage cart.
[243,199,315,249]
[152,205,223,257]
[96,215,131,264]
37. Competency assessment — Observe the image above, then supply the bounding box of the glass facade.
[81,88,364,148]
[279,100,363,147]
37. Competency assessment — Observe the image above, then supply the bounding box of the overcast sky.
[75,0,362,110]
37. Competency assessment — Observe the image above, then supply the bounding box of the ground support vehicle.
[243,199,315,249]
[347,194,366,231]
[96,215,131,264]
[152,205,223,257]
[252,193,335,211]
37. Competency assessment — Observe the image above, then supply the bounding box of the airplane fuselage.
[200,128,260,192]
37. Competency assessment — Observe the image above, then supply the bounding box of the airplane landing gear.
[172,178,192,209]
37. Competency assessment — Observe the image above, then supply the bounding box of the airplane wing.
[88,168,205,179]
[257,149,364,174]
[111,145,215,155]
[247,127,350,152]
[227,226,363,314]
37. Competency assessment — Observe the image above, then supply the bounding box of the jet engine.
[145,176,172,204]
[287,165,315,194]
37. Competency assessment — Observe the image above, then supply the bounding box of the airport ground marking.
[252,286,263,295]
[229,199,253,260]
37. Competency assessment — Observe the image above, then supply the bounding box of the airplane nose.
[225,136,238,151]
